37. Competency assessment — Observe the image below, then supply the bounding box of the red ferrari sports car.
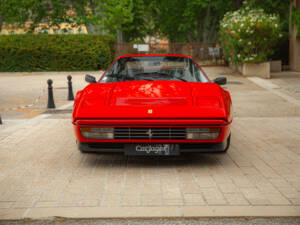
[73,55,232,156]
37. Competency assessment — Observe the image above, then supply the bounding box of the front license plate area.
[125,144,180,156]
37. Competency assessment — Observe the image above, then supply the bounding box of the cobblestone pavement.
[0,68,300,220]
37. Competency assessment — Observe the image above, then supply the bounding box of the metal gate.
[115,42,225,66]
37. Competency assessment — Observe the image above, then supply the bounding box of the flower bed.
[219,5,282,66]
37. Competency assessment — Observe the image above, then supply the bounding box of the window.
[77,28,85,34]
[36,28,50,34]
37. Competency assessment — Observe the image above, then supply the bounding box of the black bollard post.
[0,115,2,125]
[47,79,55,108]
[67,75,74,101]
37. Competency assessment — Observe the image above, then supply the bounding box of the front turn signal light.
[80,127,114,139]
[186,127,220,140]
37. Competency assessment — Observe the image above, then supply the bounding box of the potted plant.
[219,3,282,78]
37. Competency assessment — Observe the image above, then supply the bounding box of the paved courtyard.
[0,68,300,220]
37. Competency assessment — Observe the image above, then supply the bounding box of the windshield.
[100,56,209,83]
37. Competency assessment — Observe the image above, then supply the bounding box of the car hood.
[74,81,229,120]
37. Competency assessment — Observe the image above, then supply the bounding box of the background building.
[0,22,88,35]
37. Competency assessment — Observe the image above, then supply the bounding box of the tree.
[150,0,238,42]
[0,0,291,44]
[0,0,152,41]
[0,0,32,31]
[0,0,89,32]
[97,0,134,42]
[85,0,152,42]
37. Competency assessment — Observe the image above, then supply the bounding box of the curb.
[1,206,300,220]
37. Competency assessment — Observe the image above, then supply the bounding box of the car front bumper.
[73,118,231,153]
[77,141,230,153]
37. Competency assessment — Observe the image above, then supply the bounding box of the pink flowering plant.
[219,3,282,65]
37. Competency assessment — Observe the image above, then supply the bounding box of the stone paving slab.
[0,72,100,119]
[0,117,299,219]
[270,71,300,101]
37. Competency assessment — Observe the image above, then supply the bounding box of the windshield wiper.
[172,76,187,82]
[106,73,134,81]
[135,72,187,82]
[107,73,121,78]
[135,72,170,76]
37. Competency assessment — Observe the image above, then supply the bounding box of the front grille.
[114,127,186,140]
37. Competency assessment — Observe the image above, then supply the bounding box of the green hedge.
[0,34,115,72]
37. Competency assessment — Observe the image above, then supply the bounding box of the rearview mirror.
[85,74,97,83]
[213,77,227,85]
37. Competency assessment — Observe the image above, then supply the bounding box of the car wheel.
[77,142,93,153]
[221,134,231,153]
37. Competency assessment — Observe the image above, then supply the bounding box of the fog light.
[80,127,114,139]
[186,127,220,140]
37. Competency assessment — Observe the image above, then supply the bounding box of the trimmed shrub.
[0,34,115,72]
[219,4,282,65]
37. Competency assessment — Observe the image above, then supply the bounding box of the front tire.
[221,134,231,153]
[77,142,93,153]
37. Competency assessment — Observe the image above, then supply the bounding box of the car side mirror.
[85,74,97,83]
[214,77,227,85]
